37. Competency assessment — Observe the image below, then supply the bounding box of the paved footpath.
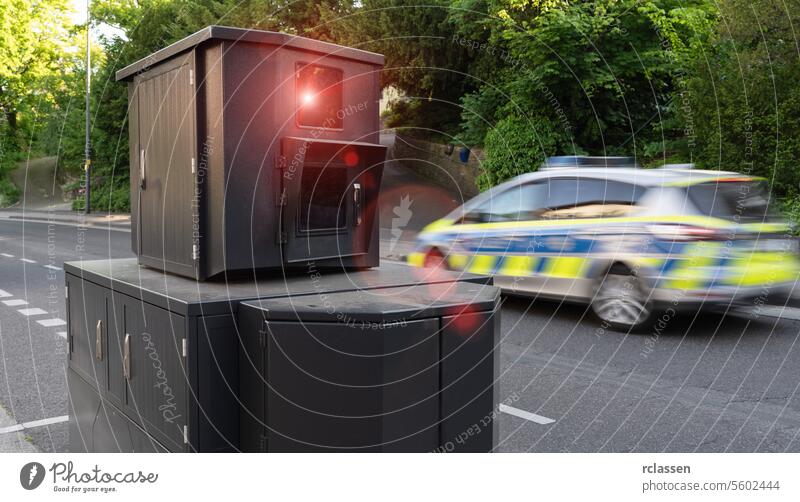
[0,402,39,453]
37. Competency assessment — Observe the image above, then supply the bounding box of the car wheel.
[591,269,654,332]
[423,248,448,269]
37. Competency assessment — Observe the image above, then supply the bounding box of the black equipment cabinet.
[238,284,500,452]
[116,26,386,280]
[66,259,497,453]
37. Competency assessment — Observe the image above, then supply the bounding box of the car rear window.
[685,180,775,222]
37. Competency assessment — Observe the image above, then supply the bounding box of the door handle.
[123,333,131,380]
[95,320,103,361]
[353,183,362,226]
[139,149,146,189]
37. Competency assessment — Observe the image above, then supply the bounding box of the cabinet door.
[105,293,126,411]
[117,295,188,450]
[66,276,108,392]
[440,309,499,452]
[264,318,440,452]
[136,54,196,277]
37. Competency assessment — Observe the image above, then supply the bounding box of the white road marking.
[2,299,27,306]
[56,331,67,339]
[17,308,48,316]
[751,305,800,321]
[0,415,70,435]
[37,318,66,327]
[499,404,556,425]
[0,289,11,298]
[20,258,36,264]
[43,265,62,271]
[0,253,13,258]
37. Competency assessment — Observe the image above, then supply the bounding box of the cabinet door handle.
[353,183,362,226]
[123,333,131,380]
[95,320,103,361]
[139,149,146,189]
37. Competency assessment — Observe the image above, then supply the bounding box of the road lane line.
[0,253,13,258]
[43,265,62,271]
[0,289,11,298]
[499,404,555,425]
[748,305,800,321]
[17,308,48,316]
[37,318,66,327]
[2,299,27,306]
[0,415,70,435]
[20,258,36,264]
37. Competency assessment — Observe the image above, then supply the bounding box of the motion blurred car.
[408,156,800,330]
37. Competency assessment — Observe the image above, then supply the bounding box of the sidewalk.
[0,208,131,231]
[0,403,39,453]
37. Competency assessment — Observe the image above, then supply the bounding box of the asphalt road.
[1,215,799,453]
[0,217,131,452]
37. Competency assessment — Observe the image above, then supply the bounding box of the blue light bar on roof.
[543,156,640,168]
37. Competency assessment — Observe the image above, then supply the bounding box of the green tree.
[324,0,477,138]
[0,0,72,141]
[685,0,800,196]
[48,0,347,211]
[452,0,716,187]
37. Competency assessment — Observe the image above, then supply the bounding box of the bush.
[71,176,130,213]
[0,176,19,207]
[478,115,576,191]
[0,148,21,207]
[779,194,800,235]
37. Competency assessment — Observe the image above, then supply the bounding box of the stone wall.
[390,134,483,197]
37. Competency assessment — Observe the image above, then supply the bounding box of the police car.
[408,157,800,331]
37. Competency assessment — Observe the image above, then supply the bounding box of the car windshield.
[685,180,776,222]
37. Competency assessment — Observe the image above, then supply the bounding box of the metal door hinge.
[182,338,188,358]
[64,285,69,299]
[188,69,194,86]
[192,244,199,260]
[277,230,287,245]
[183,425,189,444]
[191,157,196,174]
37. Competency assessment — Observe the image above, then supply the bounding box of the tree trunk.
[5,110,16,131]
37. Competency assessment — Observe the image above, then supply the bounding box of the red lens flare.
[343,150,360,167]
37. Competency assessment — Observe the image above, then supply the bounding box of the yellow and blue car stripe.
[408,216,800,292]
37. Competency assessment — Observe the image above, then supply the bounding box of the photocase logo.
[20,462,45,490]
[389,194,413,253]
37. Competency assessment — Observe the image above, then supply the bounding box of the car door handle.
[123,333,131,380]
[95,320,103,361]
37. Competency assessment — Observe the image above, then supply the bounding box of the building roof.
[116,25,385,82]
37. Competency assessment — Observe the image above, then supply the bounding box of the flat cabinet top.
[116,25,385,81]
[64,259,492,317]
[240,281,500,323]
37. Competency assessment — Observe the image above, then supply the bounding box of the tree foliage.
[684,0,800,196]
[453,0,717,187]
[323,0,476,137]
[12,0,800,212]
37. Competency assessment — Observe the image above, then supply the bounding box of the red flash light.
[301,91,315,105]
[343,150,359,167]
